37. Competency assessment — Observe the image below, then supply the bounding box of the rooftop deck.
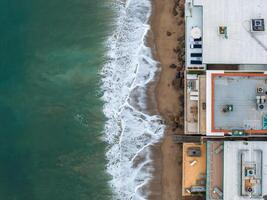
[212,73,267,132]
[185,74,206,134]
[185,0,205,70]
[185,74,199,134]
[206,141,223,200]
[199,75,206,134]
[182,143,206,196]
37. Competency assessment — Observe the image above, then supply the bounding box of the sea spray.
[101,0,165,199]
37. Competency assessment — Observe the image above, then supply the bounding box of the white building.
[185,0,267,69]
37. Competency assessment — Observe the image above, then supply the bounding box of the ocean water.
[101,0,165,199]
[0,0,114,200]
[0,0,165,199]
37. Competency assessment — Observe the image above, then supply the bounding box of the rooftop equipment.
[202,102,206,110]
[190,160,197,166]
[262,96,266,103]
[222,104,233,113]
[245,167,256,177]
[218,26,228,39]
[185,188,191,194]
[215,145,223,154]
[190,186,206,193]
[246,19,267,52]
[232,130,245,136]
[190,60,202,65]
[241,150,262,197]
[256,96,261,104]
[194,37,202,42]
[256,95,266,107]
[257,104,264,110]
[190,96,199,101]
[191,26,202,39]
[247,187,253,193]
[190,44,202,49]
[251,19,265,32]
[213,187,223,198]
[187,147,201,157]
[190,91,199,96]
[190,53,202,57]
[263,115,267,129]
[257,87,264,94]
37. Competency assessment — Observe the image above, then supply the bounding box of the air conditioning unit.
[258,104,265,110]
[245,168,256,177]
[246,187,253,193]
[251,19,265,32]
[218,26,228,39]
[257,87,264,93]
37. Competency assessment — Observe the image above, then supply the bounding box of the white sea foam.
[101,0,165,199]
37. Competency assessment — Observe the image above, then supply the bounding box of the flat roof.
[185,76,199,134]
[212,73,267,132]
[205,71,267,134]
[202,0,267,64]
[199,75,206,134]
[182,143,206,196]
[185,2,204,69]
[206,141,223,200]
[224,141,267,200]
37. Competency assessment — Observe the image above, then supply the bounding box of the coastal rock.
[172,7,178,16]
[178,20,184,26]
[173,47,179,53]
[169,63,177,69]
[166,31,172,36]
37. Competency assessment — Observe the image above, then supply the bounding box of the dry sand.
[145,0,186,199]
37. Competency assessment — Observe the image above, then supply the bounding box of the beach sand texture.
[147,0,186,199]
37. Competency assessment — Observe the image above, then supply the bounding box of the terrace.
[206,141,223,200]
[182,143,206,196]
[185,0,205,70]
[212,73,267,133]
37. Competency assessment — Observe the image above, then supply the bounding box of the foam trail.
[101,0,165,199]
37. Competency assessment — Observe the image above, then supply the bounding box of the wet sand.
[146,0,185,199]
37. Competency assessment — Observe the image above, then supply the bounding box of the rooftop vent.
[218,26,228,39]
[245,168,256,177]
[251,19,265,32]
[246,187,253,193]
[258,104,264,110]
[219,26,226,34]
[257,87,264,94]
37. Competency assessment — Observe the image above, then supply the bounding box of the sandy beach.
[146,0,185,199]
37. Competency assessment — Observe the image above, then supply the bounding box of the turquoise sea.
[0,0,114,199]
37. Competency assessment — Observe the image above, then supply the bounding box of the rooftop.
[224,141,267,200]
[202,0,267,64]
[206,141,223,200]
[185,1,204,70]
[184,74,207,134]
[205,71,267,134]
[182,143,206,196]
[212,73,267,133]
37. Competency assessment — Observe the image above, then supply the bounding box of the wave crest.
[101,0,164,199]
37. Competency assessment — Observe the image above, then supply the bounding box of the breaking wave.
[101,0,165,199]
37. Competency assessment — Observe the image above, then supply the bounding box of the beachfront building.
[182,141,267,200]
[206,71,267,136]
[181,0,267,199]
[185,0,267,69]
[184,0,267,135]
[206,141,267,200]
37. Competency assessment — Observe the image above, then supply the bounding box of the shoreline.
[101,0,168,199]
[145,0,185,199]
